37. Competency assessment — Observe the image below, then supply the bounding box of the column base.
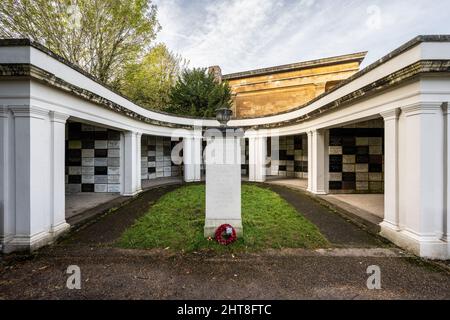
[51,222,71,238]
[1,223,71,254]
[0,234,14,253]
[204,219,243,237]
[122,189,143,197]
[2,231,52,253]
[380,224,449,260]
[310,190,327,195]
[379,220,400,232]
[248,179,266,183]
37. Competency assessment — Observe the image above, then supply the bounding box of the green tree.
[0,0,160,86]
[119,43,187,111]
[167,68,232,117]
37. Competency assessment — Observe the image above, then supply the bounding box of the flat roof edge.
[222,52,367,80]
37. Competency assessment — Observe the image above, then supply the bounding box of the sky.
[152,0,450,75]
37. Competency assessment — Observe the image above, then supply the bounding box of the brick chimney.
[208,65,222,83]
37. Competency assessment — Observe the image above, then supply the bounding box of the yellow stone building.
[214,52,367,118]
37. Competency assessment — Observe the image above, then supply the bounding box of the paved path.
[324,194,384,218]
[264,184,387,247]
[0,184,449,299]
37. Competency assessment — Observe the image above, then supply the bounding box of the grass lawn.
[117,184,329,252]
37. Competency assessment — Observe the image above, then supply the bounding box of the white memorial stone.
[204,128,243,236]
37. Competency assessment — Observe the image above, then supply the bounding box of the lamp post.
[216,107,232,128]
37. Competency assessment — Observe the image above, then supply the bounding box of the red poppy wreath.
[215,224,237,245]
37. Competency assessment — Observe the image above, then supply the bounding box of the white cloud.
[153,0,450,74]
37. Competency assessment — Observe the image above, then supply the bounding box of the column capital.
[441,102,450,115]
[124,130,139,137]
[10,105,49,120]
[49,111,69,124]
[380,108,400,121]
[401,102,443,116]
[0,105,8,118]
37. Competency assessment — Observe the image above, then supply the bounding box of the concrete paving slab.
[66,193,122,219]
[266,178,308,190]
[325,194,384,219]
[142,177,183,190]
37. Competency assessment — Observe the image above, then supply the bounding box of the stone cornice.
[0,39,217,122]
[0,64,193,129]
[1,60,450,129]
[9,105,49,119]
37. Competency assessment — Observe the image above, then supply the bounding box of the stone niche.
[328,119,384,193]
[140,135,182,180]
[267,134,308,178]
[65,122,121,193]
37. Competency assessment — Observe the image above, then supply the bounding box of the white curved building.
[1,35,450,259]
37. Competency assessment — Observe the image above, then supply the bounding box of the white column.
[183,136,201,182]
[443,103,450,245]
[380,109,400,234]
[123,131,142,196]
[307,131,313,191]
[309,129,328,195]
[9,105,53,252]
[394,103,447,259]
[0,106,11,249]
[249,136,267,182]
[136,133,142,192]
[49,111,70,236]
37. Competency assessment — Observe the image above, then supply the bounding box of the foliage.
[0,0,160,86]
[167,68,232,117]
[117,184,329,252]
[118,43,187,111]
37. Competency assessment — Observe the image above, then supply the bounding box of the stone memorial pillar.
[204,127,243,237]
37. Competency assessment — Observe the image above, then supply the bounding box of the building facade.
[220,52,366,118]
